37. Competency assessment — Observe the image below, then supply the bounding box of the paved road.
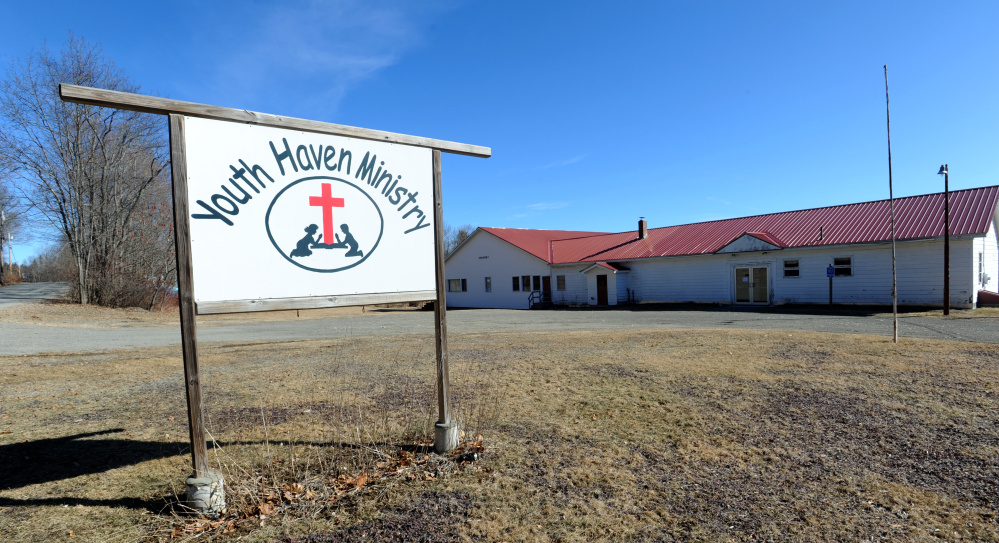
[1,303,996,355]
[0,282,70,309]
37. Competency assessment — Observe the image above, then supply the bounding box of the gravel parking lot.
[1,297,996,355]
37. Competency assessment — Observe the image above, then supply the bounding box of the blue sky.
[2,1,997,262]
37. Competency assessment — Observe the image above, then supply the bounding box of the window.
[485,277,492,292]
[783,259,799,277]
[532,275,541,291]
[522,275,530,291]
[512,276,520,291]
[980,252,985,284]
[556,275,566,290]
[833,257,852,276]
[447,279,467,292]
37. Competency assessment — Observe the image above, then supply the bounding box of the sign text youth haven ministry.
[190,137,431,235]
[182,116,435,305]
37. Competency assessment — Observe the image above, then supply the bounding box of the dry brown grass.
[0,301,178,327]
[0,302,420,328]
[1,326,997,542]
[871,306,999,318]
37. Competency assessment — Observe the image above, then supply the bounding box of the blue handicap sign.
[827,266,835,278]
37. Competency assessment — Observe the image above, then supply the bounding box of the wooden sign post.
[431,150,457,452]
[166,114,222,512]
[59,84,490,515]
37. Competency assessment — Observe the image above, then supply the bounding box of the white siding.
[717,234,780,253]
[583,268,618,305]
[551,264,589,306]
[622,238,982,308]
[976,218,998,299]
[444,231,550,309]
[773,241,975,306]
[625,254,733,303]
[895,238,975,307]
[773,248,877,304]
[616,272,631,303]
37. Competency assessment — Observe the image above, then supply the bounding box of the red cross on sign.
[309,183,344,243]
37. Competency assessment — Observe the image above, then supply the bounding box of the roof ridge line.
[630,184,999,234]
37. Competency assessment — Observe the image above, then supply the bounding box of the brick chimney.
[638,217,648,239]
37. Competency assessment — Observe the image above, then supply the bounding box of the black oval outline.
[265,176,384,273]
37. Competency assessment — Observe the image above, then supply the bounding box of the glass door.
[752,267,768,304]
[734,266,768,304]
[735,268,751,302]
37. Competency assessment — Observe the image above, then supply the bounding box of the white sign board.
[184,116,435,312]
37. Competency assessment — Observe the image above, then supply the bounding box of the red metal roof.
[472,187,998,265]
[478,227,606,262]
[552,186,999,263]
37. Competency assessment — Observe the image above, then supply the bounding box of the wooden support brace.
[432,150,457,453]
[168,114,210,477]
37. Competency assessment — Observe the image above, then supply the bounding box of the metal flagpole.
[884,65,898,343]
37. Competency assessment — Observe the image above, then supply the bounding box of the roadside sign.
[59,83,491,515]
[184,118,435,312]
[827,265,834,278]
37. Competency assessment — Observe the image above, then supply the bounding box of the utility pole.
[0,210,6,286]
[938,164,950,315]
[884,65,898,342]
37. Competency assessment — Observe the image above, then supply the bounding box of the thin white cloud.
[201,1,454,115]
[541,155,585,169]
[526,201,570,212]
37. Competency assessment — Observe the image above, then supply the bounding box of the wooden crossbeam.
[60,84,492,158]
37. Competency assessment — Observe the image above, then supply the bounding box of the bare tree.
[0,173,25,285]
[21,241,76,283]
[0,35,170,305]
[444,223,475,257]
[108,180,177,309]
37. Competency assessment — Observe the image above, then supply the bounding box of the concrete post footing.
[185,469,225,517]
[434,420,459,454]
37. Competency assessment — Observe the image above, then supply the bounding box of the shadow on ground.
[1,429,436,510]
[0,494,172,512]
[0,429,187,491]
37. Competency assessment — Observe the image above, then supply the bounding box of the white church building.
[444,186,999,310]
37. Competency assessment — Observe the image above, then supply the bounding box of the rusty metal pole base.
[434,420,458,454]
[185,469,225,518]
